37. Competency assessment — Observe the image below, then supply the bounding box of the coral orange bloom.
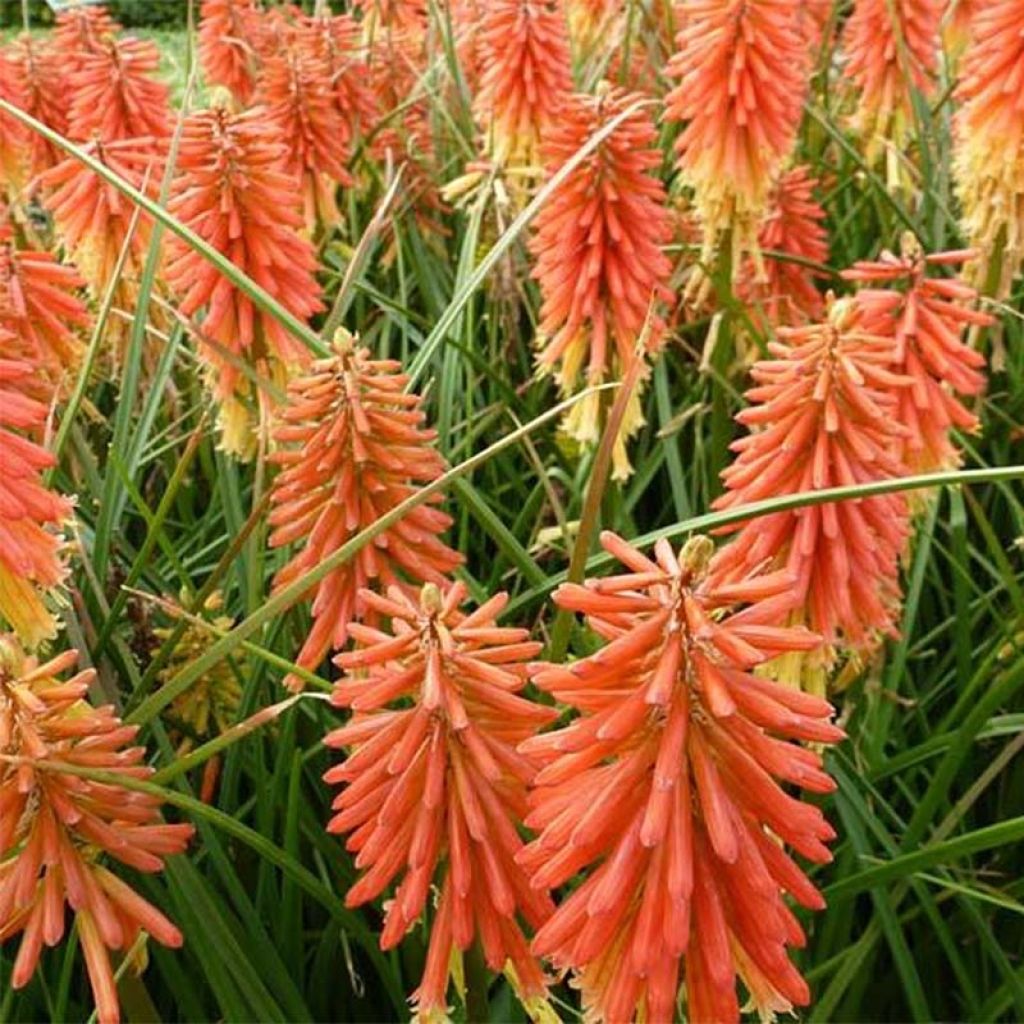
[0,637,193,1024]
[2,35,68,180]
[521,532,841,1024]
[953,0,1024,297]
[198,0,262,105]
[0,337,71,646]
[0,52,30,195]
[474,0,573,169]
[325,581,555,1020]
[711,300,911,661]
[665,0,809,274]
[165,106,322,453]
[51,4,122,69]
[0,217,91,379]
[737,165,830,330]
[530,88,673,478]
[257,37,353,227]
[840,0,943,172]
[842,240,991,473]
[269,330,461,690]
[34,137,159,364]
[67,35,171,148]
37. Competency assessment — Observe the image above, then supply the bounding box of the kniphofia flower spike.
[269,330,461,690]
[953,0,1024,298]
[0,637,193,1024]
[522,532,842,1023]
[711,299,911,669]
[530,87,673,478]
[0,331,70,647]
[665,0,809,279]
[325,582,556,1020]
[842,239,991,474]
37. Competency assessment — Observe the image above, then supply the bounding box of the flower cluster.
[0,638,193,1024]
[165,105,323,454]
[841,0,943,173]
[665,0,810,274]
[521,532,841,1022]
[474,0,573,171]
[325,582,555,1019]
[530,87,673,477]
[268,330,461,689]
[953,0,1024,297]
[842,240,991,473]
[198,0,262,105]
[0,333,71,646]
[711,299,911,661]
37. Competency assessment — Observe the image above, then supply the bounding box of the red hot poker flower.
[0,52,30,196]
[737,165,830,330]
[665,0,810,274]
[0,637,193,1024]
[257,36,354,227]
[711,300,911,655]
[34,137,160,368]
[522,532,841,1024]
[841,0,943,170]
[2,35,68,181]
[326,582,556,1020]
[67,35,171,149]
[473,0,573,170]
[953,0,1024,297]
[269,331,461,690]
[0,218,91,380]
[198,0,263,105]
[842,239,991,474]
[51,5,122,70]
[165,106,322,452]
[530,88,673,478]
[0,336,71,647]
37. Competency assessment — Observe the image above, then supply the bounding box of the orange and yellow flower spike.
[0,637,193,1024]
[0,331,70,646]
[325,581,555,1020]
[953,0,1024,298]
[269,330,461,689]
[530,87,673,479]
[840,0,944,182]
[523,532,841,1024]
[665,0,810,279]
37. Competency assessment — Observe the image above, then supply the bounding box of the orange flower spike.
[530,88,673,478]
[325,581,556,1019]
[268,331,462,690]
[0,52,30,195]
[34,138,159,309]
[953,0,1024,297]
[665,0,810,275]
[841,0,944,172]
[257,36,353,229]
[0,220,91,379]
[198,0,262,105]
[711,299,911,652]
[521,532,841,1024]
[0,337,70,647]
[0,636,193,1024]
[737,165,830,329]
[842,239,991,474]
[67,35,171,149]
[51,5,123,69]
[2,36,68,180]
[164,106,322,447]
[474,0,573,170]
